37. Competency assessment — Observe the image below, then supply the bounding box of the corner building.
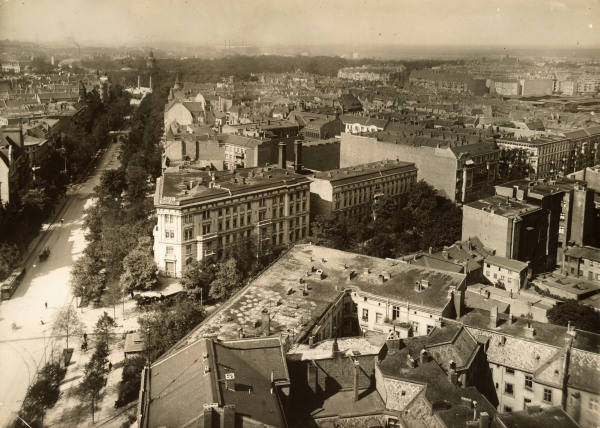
[153,166,311,277]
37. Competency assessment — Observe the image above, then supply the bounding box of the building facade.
[341,132,499,203]
[310,160,417,220]
[153,166,311,277]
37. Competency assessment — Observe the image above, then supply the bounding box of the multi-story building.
[497,125,600,179]
[340,115,388,134]
[341,132,499,203]
[409,70,487,95]
[495,179,598,265]
[562,246,600,283]
[483,255,529,294]
[462,195,550,273]
[309,160,417,220]
[461,308,600,427]
[337,65,407,83]
[492,80,521,96]
[153,164,311,277]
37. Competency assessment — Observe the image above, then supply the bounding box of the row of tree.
[70,79,170,306]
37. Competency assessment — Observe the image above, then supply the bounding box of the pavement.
[0,143,122,426]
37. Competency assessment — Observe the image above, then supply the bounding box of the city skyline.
[1,0,599,48]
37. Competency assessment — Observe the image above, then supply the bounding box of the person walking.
[44,301,48,309]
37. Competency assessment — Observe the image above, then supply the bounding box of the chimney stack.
[419,349,429,365]
[278,142,286,169]
[262,308,271,336]
[479,412,490,428]
[137,75,140,89]
[294,140,303,173]
[490,306,498,328]
[353,360,360,402]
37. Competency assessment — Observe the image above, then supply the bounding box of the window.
[392,306,400,320]
[166,246,173,256]
[202,210,210,220]
[376,313,383,324]
[426,325,434,334]
[184,227,194,241]
[525,375,533,390]
[185,244,192,255]
[504,406,512,413]
[504,382,514,396]
[259,211,266,221]
[524,398,531,407]
[506,367,514,375]
[543,388,552,403]
[203,224,211,234]
[183,214,193,224]
[589,397,599,412]
[233,218,237,228]
[362,309,368,321]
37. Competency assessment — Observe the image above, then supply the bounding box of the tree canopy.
[547,300,600,334]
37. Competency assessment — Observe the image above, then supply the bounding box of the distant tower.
[78,81,86,101]
[173,73,181,90]
[149,75,152,90]
[146,50,156,69]
[50,56,55,66]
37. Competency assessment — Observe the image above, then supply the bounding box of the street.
[0,143,121,426]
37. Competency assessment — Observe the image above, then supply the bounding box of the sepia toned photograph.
[0,0,599,427]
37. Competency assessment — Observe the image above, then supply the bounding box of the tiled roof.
[568,348,600,394]
[484,255,529,272]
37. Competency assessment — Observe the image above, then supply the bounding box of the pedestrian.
[40,320,44,325]
[45,301,48,309]
[108,361,112,371]
[83,332,87,341]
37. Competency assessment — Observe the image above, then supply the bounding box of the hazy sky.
[0,0,598,47]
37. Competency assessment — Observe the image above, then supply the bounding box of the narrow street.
[0,143,121,426]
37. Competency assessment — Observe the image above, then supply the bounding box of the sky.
[0,0,598,48]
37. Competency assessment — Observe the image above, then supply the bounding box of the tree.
[547,300,600,334]
[78,360,106,423]
[138,298,205,361]
[181,259,211,300]
[115,356,145,407]
[0,242,21,281]
[95,169,126,203]
[209,258,243,301]
[94,311,117,345]
[120,237,159,293]
[70,254,105,304]
[52,305,84,350]
[17,361,66,427]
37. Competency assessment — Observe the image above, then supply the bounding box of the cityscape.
[1,0,600,427]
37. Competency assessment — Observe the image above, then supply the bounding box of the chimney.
[221,405,235,428]
[479,411,490,428]
[307,362,318,394]
[448,368,459,386]
[442,250,449,260]
[419,349,429,364]
[278,141,286,169]
[137,75,140,89]
[454,290,464,319]
[294,140,303,172]
[353,360,360,402]
[262,308,271,336]
[490,306,499,328]
[203,408,215,427]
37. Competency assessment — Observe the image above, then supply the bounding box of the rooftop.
[287,335,384,361]
[144,336,288,428]
[530,272,600,298]
[493,406,579,428]
[168,245,466,354]
[313,159,416,185]
[485,255,529,272]
[156,166,310,207]
[465,195,541,218]
[564,245,600,263]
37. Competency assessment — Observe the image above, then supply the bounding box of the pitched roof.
[484,255,529,272]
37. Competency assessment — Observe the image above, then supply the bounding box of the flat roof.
[156,166,310,207]
[287,336,384,361]
[314,159,416,185]
[495,406,579,428]
[168,245,465,353]
[531,272,600,296]
[465,195,541,218]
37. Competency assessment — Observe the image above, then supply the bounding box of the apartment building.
[309,160,417,220]
[495,179,598,265]
[562,246,600,283]
[462,195,549,273]
[496,125,600,178]
[483,255,529,294]
[461,308,600,428]
[409,70,487,95]
[341,132,499,203]
[153,166,311,277]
